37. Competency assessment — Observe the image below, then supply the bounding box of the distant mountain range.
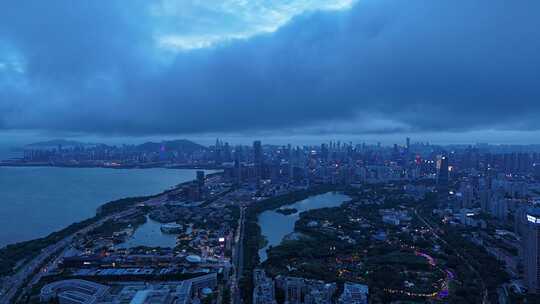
[135,139,207,153]
[25,139,207,153]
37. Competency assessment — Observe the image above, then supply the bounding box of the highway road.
[232,206,246,304]
[0,209,135,304]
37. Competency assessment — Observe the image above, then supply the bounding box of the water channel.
[258,192,350,261]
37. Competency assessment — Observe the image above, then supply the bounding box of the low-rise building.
[338,282,368,304]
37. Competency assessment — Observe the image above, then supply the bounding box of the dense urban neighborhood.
[1,138,540,304]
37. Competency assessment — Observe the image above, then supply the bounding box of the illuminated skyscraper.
[524,207,540,294]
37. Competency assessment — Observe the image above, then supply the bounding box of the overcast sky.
[1,0,540,144]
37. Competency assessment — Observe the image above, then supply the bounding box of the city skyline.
[9,130,540,149]
[4,133,540,301]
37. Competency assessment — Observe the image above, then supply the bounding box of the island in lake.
[275,207,298,215]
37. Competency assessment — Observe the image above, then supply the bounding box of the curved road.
[414,207,488,304]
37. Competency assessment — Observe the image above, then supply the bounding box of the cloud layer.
[1,0,540,136]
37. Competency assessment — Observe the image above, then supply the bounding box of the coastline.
[0,161,224,170]
[0,170,220,276]
[0,166,221,248]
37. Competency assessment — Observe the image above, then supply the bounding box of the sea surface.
[258,192,350,261]
[0,166,214,248]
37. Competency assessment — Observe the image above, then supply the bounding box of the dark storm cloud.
[1,0,540,136]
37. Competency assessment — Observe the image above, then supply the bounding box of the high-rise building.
[515,206,529,237]
[321,143,329,162]
[480,188,491,213]
[214,138,222,165]
[406,137,411,153]
[524,207,540,294]
[437,155,449,190]
[234,155,242,185]
[493,197,508,222]
[196,170,205,188]
[253,140,263,180]
[458,183,474,208]
[534,163,540,180]
[223,142,232,162]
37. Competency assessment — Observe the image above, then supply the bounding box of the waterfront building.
[40,279,109,304]
[196,170,205,188]
[160,223,183,234]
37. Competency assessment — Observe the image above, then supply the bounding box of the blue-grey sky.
[1,0,540,144]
